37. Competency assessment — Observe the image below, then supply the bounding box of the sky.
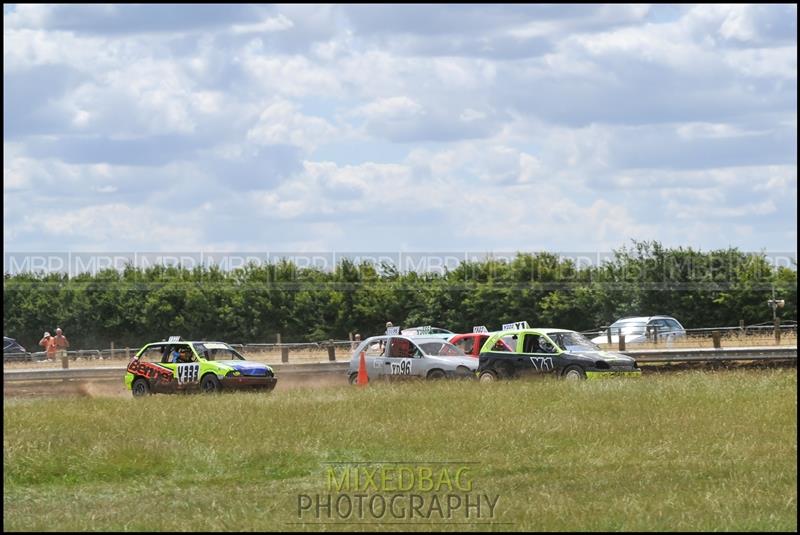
[3,4,797,255]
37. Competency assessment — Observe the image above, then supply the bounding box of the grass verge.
[4,369,797,531]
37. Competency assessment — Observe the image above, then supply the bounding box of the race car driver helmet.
[538,337,555,353]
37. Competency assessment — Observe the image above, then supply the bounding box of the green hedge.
[3,241,796,350]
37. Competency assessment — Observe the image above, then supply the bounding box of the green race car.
[124,339,277,396]
[477,322,642,381]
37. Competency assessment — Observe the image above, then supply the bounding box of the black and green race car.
[477,322,641,382]
[125,339,277,396]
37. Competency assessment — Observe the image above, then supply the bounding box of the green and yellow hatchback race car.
[477,322,641,382]
[124,338,277,396]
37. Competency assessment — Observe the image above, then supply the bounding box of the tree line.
[3,241,796,350]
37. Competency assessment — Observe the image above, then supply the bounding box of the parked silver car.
[591,316,686,345]
[347,335,477,383]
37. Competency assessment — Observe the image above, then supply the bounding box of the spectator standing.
[53,327,70,361]
[39,332,56,361]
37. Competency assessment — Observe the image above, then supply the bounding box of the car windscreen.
[548,332,600,352]
[609,320,647,335]
[194,342,245,361]
[418,341,466,357]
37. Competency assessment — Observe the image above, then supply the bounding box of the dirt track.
[4,359,795,400]
[3,370,348,399]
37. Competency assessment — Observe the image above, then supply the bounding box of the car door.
[517,333,558,377]
[384,337,419,380]
[648,319,670,342]
[158,343,201,390]
[362,337,389,380]
[661,318,685,345]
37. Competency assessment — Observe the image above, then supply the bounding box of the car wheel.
[427,369,446,380]
[563,365,586,381]
[131,378,150,397]
[200,373,222,393]
[478,370,497,383]
[348,373,358,385]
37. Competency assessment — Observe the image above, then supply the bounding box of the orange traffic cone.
[357,350,369,386]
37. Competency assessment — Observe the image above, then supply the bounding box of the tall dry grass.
[4,369,796,531]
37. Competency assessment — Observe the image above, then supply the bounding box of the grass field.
[4,370,797,531]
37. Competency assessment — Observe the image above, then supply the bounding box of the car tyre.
[478,370,497,383]
[201,373,222,393]
[563,365,587,381]
[131,378,151,397]
[427,369,446,380]
[348,372,358,385]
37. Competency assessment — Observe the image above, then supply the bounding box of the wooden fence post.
[712,331,721,349]
[618,334,626,352]
[277,333,288,363]
[327,339,336,362]
[774,318,781,345]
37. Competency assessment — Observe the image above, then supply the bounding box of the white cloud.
[15,203,202,251]
[240,45,342,97]
[231,15,294,35]
[459,108,486,122]
[675,122,765,140]
[355,97,424,120]
[2,4,796,254]
[246,100,338,152]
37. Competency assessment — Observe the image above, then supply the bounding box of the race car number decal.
[529,356,554,372]
[390,359,412,375]
[177,363,200,384]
